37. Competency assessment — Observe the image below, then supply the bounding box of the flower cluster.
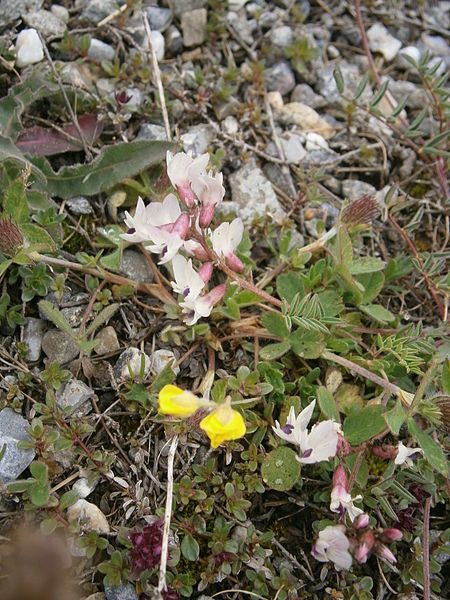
[129,520,164,573]
[121,151,245,324]
[159,384,246,448]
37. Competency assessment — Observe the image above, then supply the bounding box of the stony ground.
[0,1,449,600]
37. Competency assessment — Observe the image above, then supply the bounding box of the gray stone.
[419,34,450,58]
[317,61,371,105]
[66,196,93,215]
[104,584,138,600]
[150,349,180,376]
[181,124,213,156]
[222,115,239,135]
[396,46,421,70]
[387,79,428,110]
[56,379,96,416]
[291,83,327,109]
[181,8,207,47]
[226,11,256,45]
[229,161,286,223]
[24,9,67,38]
[61,305,86,328]
[137,123,167,141]
[88,39,115,62]
[272,26,294,49]
[41,330,79,364]
[96,77,115,97]
[72,476,98,499]
[268,132,306,164]
[262,163,297,198]
[265,61,296,96]
[82,0,118,24]
[166,25,183,55]
[120,250,153,283]
[172,0,206,18]
[114,348,151,381]
[51,4,69,23]
[367,23,402,61]
[94,326,120,355]
[60,62,93,90]
[0,408,35,484]
[146,5,172,31]
[23,317,46,361]
[213,98,240,120]
[0,0,43,29]
[124,87,143,110]
[68,499,110,533]
[342,179,377,201]
[275,102,336,139]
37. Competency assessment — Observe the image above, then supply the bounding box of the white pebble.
[51,4,70,23]
[15,29,44,68]
[367,23,402,62]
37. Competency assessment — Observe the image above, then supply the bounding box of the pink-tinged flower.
[122,195,181,243]
[273,401,340,464]
[211,218,244,272]
[376,544,397,564]
[180,284,226,325]
[354,513,370,529]
[166,151,209,207]
[184,239,211,261]
[354,530,375,564]
[171,254,205,301]
[192,172,225,228]
[380,528,402,542]
[312,525,352,571]
[143,227,185,264]
[198,262,214,284]
[394,441,423,466]
[330,465,364,523]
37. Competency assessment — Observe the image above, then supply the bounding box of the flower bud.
[225,251,244,273]
[171,213,190,240]
[353,530,375,563]
[332,465,348,489]
[376,543,397,563]
[0,217,24,257]
[354,513,370,530]
[206,283,226,306]
[177,183,197,208]
[336,433,352,457]
[199,203,216,228]
[198,262,213,284]
[380,528,402,542]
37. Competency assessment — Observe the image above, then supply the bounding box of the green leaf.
[290,329,325,359]
[262,312,290,338]
[262,447,301,491]
[357,271,385,304]
[0,135,46,183]
[86,303,120,336]
[353,73,370,100]
[443,360,450,395]
[181,534,200,561]
[31,140,174,198]
[30,460,48,484]
[3,179,29,223]
[334,225,353,266]
[333,66,345,94]
[59,489,80,510]
[38,300,76,337]
[343,405,386,445]
[317,386,340,422]
[349,257,385,275]
[384,400,407,435]
[407,418,448,476]
[260,341,291,361]
[20,223,57,253]
[40,517,58,535]
[370,79,389,109]
[360,304,395,324]
[30,484,50,507]
[276,272,305,303]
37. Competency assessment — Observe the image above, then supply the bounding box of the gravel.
[0,408,35,483]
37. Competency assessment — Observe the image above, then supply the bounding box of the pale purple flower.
[312,525,352,571]
[171,254,205,301]
[180,284,226,325]
[273,401,339,464]
[211,218,244,272]
[394,441,423,466]
[166,151,209,206]
[330,465,364,523]
[191,171,225,227]
[121,195,181,243]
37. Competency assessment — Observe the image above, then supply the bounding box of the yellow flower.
[200,403,246,448]
[158,384,205,417]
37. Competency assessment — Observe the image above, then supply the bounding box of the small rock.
[82,0,118,24]
[88,38,115,62]
[94,326,120,355]
[272,25,294,49]
[0,0,43,29]
[387,79,428,110]
[327,44,340,59]
[397,46,421,69]
[51,4,69,23]
[72,476,98,499]
[342,179,377,201]
[181,8,207,47]
[67,499,110,534]
[104,584,138,600]
[367,23,402,61]
[213,98,240,120]
[181,124,214,156]
[317,61,370,105]
[149,30,165,60]
[147,5,172,31]
[96,77,115,97]
[23,317,46,361]
[0,408,35,484]
[137,123,167,141]
[124,87,143,110]
[120,250,154,283]
[267,91,284,111]
[114,348,151,381]
[419,33,450,58]
[60,62,94,90]
[172,0,206,17]
[15,29,44,68]
[229,161,286,223]
[24,9,67,38]
[221,115,239,135]
[291,83,327,109]
[265,61,296,96]
[305,132,330,152]
[268,132,306,164]
[166,25,183,55]
[66,196,93,215]
[150,349,180,376]
[226,11,256,45]
[61,305,86,328]
[56,379,96,416]
[42,330,79,364]
[276,102,335,138]
[262,163,297,198]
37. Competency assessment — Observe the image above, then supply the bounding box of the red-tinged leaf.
[15,114,104,156]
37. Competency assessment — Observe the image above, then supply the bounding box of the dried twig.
[423,496,431,600]
[158,436,178,593]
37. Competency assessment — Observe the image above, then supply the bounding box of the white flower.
[394,441,423,466]
[273,400,339,464]
[166,151,209,206]
[121,195,181,243]
[192,171,226,227]
[330,486,364,523]
[171,254,205,301]
[211,218,244,258]
[144,227,184,264]
[15,29,44,68]
[180,284,226,326]
[312,525,352,571]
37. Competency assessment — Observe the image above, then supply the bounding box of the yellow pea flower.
[200,402,246,448]
[159,384,206,417]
